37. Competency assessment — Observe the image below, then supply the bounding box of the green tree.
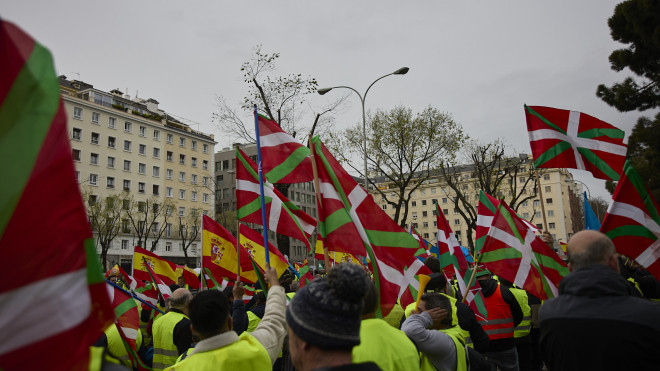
[625,114,660,200]
[335,106,466,226]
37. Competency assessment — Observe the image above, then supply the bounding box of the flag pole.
[233,146,241,280]
[142,257,164,304]
[254,105,271,267]
[461,254,482,303]
[200,215,205,291]
[106,279,165,314]
[308,134,332,271]
[535,170,550,232]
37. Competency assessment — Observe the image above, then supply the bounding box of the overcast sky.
[4,0,649,200]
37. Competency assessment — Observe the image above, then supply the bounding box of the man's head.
[178,276,186,287]
[424,256,441,274]
[188,290,231,340]
[567,230,619,273]
[425,272,447,293]
[419,292,453,329]
[108,276,118,284]
[290,281,300,292]
[287,263,371,370]
[254,291,267,306]
[169,288,193,313]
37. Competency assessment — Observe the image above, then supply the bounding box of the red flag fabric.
[0,20,113,369]
[600,161,660,281]
[143,260,172,301]
[525,105,627,181]
[201,215,257,284]
[258,114,314,183]
[132,246,178,286]
[106,282,147,369]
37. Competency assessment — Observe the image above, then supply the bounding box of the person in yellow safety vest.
[500,278,533,371]
[152,289,193,371]
[287,263,382,370]
[166,266,287,370]
[402,292,468,371]
[103,323,144,367]
[246,291,267,332]
[88,345,127,371]
[177,276,189,290]
[286,281,299,302]
[353,279,421,370]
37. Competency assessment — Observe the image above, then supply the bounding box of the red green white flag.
[481,200,569,300]
[236,148,316,249]
[600,161,660,281]
[0,20,113,369]
[525,105,627,181]
[106,282,148,370]
[258,114,313,183]
[312,136,420,317]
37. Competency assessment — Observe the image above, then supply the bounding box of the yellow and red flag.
[132,246,178,286]
[202,215,256,283]
[239,224,290,278]
[175,264,200,289]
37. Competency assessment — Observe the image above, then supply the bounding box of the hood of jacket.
[559,264,636,298]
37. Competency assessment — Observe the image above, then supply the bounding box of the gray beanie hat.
[286,263,370,349]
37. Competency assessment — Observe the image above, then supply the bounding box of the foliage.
[596,0,660,112]
[626,113,660,201]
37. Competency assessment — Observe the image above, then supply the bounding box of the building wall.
[62,82,215,269]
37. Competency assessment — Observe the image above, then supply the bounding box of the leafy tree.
[596,0,660,112]
[438,140,542,251]
[623,114,660,200]
[335,106,466,226]
[85,192,123,269]
[176,208,203,267]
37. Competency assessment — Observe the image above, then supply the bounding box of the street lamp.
[318,67,409,189]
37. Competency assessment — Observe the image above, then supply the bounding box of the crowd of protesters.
[97,229,660,371]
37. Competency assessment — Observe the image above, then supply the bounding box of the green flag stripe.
[322,209,354,236]
[576,147,620,181]
[365,230,419,249]
[475,235,487,252]
[0,43,60,235]
[480,248,523,263]
[525,105,567,135]
[605,225,658,241]
[236,149,260,180]
[438,251,454,268]
[623,162,660,225]
[479,192,497,214]
[529,260,556,298]
[499,205,524,245]
[265,146,310,183]
[578,128,625,140]
[237,197,272,219]
[113,299,137,319]
[534,252,570,275]
[533,141,572,168]
[86,238,106,284]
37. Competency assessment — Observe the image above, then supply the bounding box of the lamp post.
[318,67,409,189]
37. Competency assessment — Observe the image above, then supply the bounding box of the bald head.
[170,288,193,312]
[567,230,618,273]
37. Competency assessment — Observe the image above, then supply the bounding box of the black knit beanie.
[286,263,370,349]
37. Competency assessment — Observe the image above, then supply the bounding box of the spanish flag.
[202,215,257,283]
[132,246,178,285]
[239,224,290,278]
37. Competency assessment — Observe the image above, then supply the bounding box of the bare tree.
[83,190,124,269]
[123,195,169,251]
[176,208,203,267]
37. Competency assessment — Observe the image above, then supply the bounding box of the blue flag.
[584,192,602,230]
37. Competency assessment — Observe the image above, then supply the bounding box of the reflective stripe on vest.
[478,284,514,340]
[153,311,188,371]
[510,287,532,338]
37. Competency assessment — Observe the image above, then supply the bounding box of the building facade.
[214,143,318,262]
[60,77,216,270]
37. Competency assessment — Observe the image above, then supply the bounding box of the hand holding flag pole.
[254,105,270,265]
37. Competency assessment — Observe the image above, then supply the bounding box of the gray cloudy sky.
[4,0,647,200]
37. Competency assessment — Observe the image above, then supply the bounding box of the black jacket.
[478,278,522,352]
[539,264,660,371]
[455,301,489,352]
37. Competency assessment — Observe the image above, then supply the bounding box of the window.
[75,171,80,182]
[422,200,427,206]
[191,244,197,254]
[203,144,209,154]
[73,149,81,161]
[223,160,229,170]
[519,177,526,183]
[423,222,429,228]
[533,200,540,207]
[124,140,132,152]
[462,184,469,190]
[179,171,185,182]
[454,219,461,225]
[91,132,99,145]
[548,210,554,217]
[202,160,208,170]
[124,121,132,133]
[191,174,198,184]
[107,156,115,168]
[179,154,186,165]
[166,151,173,162]
[191,141,197,151]
[545,186,551,192]
[521,201,528,207]
[546,198,553,204]
[153,148,160,158]
[543,174,550,181]
[165,222,173,236]
[412,201,417,207]
[107,177,115,189]
[122,200,130,211]
[442,198,447,204]
[88,194,97,205]
[73,107,82,119]
[139,126,146,137]
[536,223,543,229]
[443,209,449,215]
[549,222,556,229]
[178,207,185,217]
[191,191,198,202]
[72,128,81,140]
[179,137,186,147]
[121,240,129,250]
[203,177,209,186]
[522,212,530,219]
[166,169,173,180]
[108,117,116,129]
[165,242,172,252]
[534,211,542,218]
[191,157,197,167]
[89,174,98,186]
[108,136,116,148]
[123,160,131,171]
[138,163,146,174]
[123,179,130,191]
[422,211,428,217]
[166,187,173,198]
[412,212,418,218]
[91,112,100,124]
[203,193,209,203]
[382,205,387,210]
[122,219,130,233]
[153,130,160,141]
[153,166,160,177]
[153,185,160,195]
[179,189,186,200]
[167,133,173,144]
[138,182,145,193]
[90,153,99,165]
[139,144,146,155]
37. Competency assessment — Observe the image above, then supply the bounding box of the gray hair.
[169,290,192,311]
